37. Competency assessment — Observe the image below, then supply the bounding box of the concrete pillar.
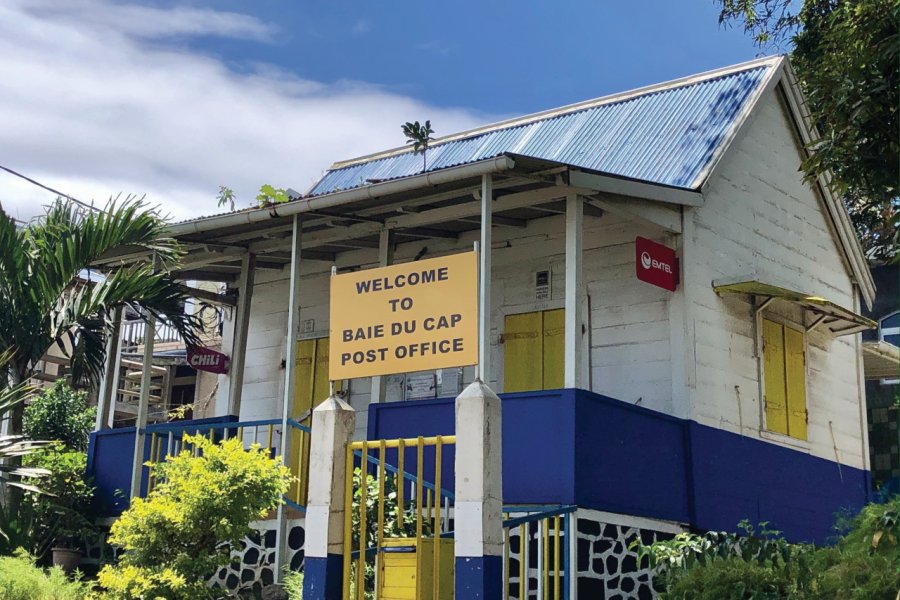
[302,395,356,600]
[454,379,503,600]
[227,252,255,417]
[370,228,394,404]
[564,194,584,389]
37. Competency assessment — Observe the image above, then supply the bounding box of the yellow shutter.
[293,339,317,419]
[762,319,789,435]
[503,312,543,392]
[542,309,565,390]
[783,326,808,440]
[312,337,332,412]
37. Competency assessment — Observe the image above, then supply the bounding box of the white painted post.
[275,216,303,582]
[564,194,584,389]
[95,306,123,431]
[227,252,255,417]
[302,395,356,600]
[370,228,394,404]
[129,312,155,499]
[479,174,493,383]
[454,379,504,599]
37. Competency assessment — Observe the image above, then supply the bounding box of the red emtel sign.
[635,236,679,292]
[187,346,229,374]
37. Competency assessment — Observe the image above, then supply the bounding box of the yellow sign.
[329,251,478,380]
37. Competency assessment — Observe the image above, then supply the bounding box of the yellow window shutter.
[762,319,789,435]
[542,308,565,390]
[503,312,543,392]
[293,339,317,418]
[312,337,332,410]
[783,326,808,440]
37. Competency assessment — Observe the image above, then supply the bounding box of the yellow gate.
[343,436,456,600]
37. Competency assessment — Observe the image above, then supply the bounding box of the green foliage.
[97,434,291,600]
[401,120,435,171]
[718,0,899,262]
[283,570,304,600]
[23,381,95,451]
[216,186,235,211]
[638,499,900,599]
[23,450,96,555]
[0,550,93,600]
[256,184,290,208]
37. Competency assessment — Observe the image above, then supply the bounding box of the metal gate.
[343,435,456,600]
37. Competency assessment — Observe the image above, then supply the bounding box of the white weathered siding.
[687,88,865,468]
[217,210,678,438]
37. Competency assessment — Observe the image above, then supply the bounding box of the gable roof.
[307,56,782,197]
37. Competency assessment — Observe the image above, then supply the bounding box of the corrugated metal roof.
[308,59,776,196]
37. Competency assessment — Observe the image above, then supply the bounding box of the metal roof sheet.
[308,60,775,197]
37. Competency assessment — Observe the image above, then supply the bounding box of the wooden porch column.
[226,252,255,417]
[275,215,302,582]
[479,174,493,382]
[564,194,584,389]
[129,312,155,499]
[95,306,123,431]
[370,228,394,404]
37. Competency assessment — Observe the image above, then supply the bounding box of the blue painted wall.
[368,388,870,544]
[87,415,239,516]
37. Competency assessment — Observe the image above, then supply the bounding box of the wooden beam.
[175,284,236,307]
[567,170,703,207]
[585,195,682,233]
[172,270,238,282]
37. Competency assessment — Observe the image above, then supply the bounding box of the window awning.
[712,278,876,336]
[862,340,900,380]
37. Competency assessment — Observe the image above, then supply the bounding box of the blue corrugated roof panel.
[308,62,772,196]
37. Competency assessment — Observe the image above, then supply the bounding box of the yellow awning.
[862,340,900,380]
[713,279,876,336]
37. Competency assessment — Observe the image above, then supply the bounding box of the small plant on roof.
[256,184,290,208]
[401,119,435,172]
[216,186,235,211]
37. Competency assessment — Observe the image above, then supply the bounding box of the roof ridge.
[328,55,783,171]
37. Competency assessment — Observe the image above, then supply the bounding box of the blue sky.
[1,1,765,221]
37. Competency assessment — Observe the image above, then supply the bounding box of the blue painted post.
[302,395,355,600]
[455,379,504,600]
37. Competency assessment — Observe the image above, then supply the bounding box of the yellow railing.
[343,435,456,600]
[143,418,311,507]
[503,506,574,600]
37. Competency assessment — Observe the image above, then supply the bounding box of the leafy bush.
[0,549,93,599]
[284,570,303,600]
[23,450,96,556]
[23,382,95,451]
[637,499,900,599]
[97,434,291,600]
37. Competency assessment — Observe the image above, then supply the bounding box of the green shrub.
[0,550,93,599]
[638,499,900,600]
[23,382,95,451]
[97,434,291,600]
[23,450,96,557]
[284,570,303,600]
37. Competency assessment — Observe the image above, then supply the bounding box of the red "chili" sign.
[187,346,229,374]
[635,237,679,292]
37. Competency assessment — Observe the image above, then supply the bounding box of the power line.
[0,163,103,213]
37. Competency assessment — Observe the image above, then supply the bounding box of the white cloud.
[0,0,491,223]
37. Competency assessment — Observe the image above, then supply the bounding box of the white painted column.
[129,312,155,499]
[564,194,584,389]
[95,306,123,431]
[275,215,303,582]
[454,379,504,599]
[226,252,255,417]
[370,228,394,404]
[302,395,356,600]
[479,174,493,383]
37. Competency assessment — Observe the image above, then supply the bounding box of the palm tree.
[0,198,201,511]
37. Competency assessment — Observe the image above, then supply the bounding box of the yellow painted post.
[520,523,526,600]
[342,445,354,600]
[433,435,443,599]
[553,516,560,600]
[504,526,510,600]
[416,437,424,590]
[357,442,368,600]
[542,519,549,600]
[397,438,405,526]
[266,424,274,454]
[376,440,386,578]
[237,427,244,447]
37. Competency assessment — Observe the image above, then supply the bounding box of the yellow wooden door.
[783,326,808,440]
[503,312,543,392]
[289,337,333,504]
[762,319,789,436]
[542,309,565,389]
